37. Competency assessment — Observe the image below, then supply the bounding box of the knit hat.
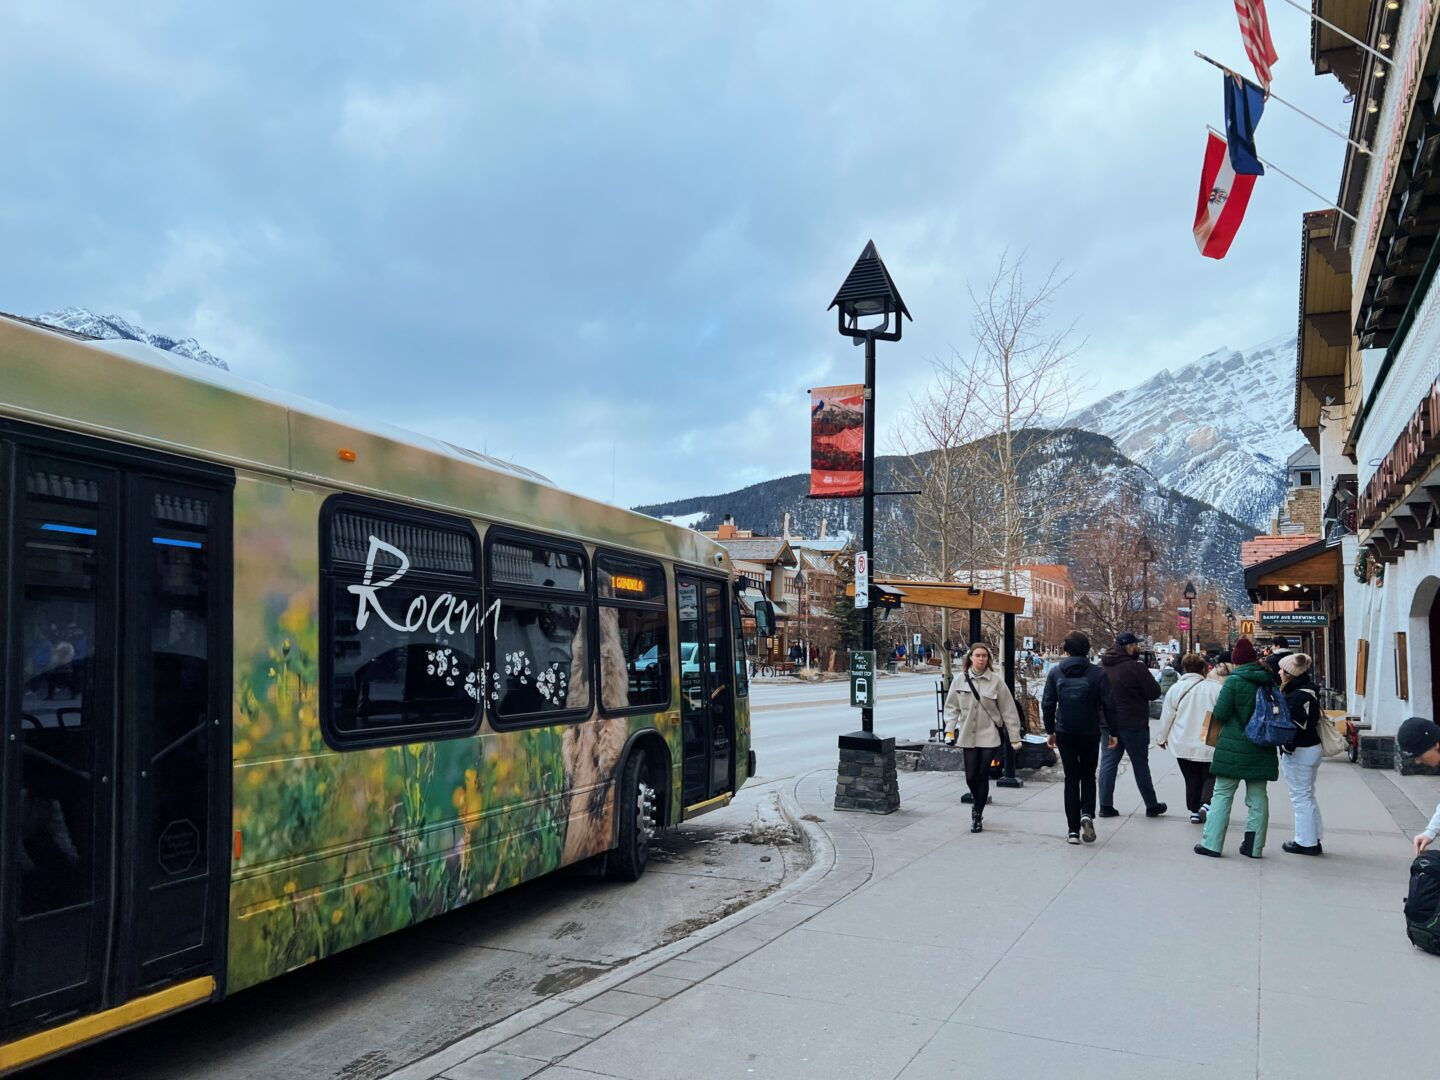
[1231,638,1257,665]
[1397,717,1440,758]
[1279,653,1312,677]
[1115,631,1140,647]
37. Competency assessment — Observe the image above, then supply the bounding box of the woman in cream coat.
[944,642,1025,833]
[1154,654,1224,824]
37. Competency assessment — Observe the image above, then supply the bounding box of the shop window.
[323,500,482,747]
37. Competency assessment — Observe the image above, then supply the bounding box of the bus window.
[322,500,482,747]
[487,532,592,724]
[596,553,669,714]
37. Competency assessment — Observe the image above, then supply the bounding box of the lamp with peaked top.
[828,240,910,815]
[1183,580,1198,654]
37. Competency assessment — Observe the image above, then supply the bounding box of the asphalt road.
[25,794,803,1080]
[747,669,942,784]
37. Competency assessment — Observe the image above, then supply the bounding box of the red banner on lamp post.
[1177,615,1191,632]
[809,384,865,498]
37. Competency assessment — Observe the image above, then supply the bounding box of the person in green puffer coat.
[1195,638,1278,859]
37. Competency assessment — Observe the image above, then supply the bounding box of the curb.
[383,775,844,1080]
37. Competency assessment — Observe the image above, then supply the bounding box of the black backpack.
[1054,664,1100,731]
[1404,850,1440,955]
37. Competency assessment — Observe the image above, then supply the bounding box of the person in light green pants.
[1195,638,1278,859]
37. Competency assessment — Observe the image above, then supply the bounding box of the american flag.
[1234,0,1279,91]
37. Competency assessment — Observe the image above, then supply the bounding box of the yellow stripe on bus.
[683,793,733,818]
[0,976,215,1073]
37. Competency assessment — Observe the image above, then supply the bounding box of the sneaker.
[1145,802,1168,818]
[1097,807,1120,818]
[1080,816,1096,843]
[1282,840,1323,856]
[1193,843,1222,858]
[1067,832,1081,845]
[1189,812,1203,824]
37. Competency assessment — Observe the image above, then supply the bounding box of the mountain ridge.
[34,306,229,370]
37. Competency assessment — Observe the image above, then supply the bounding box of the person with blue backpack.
[1195,638,1286,859]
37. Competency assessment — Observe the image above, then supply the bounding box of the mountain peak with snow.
[34,307,229,370]
[1066,335,1305,529]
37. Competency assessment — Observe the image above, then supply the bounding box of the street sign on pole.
[912,633,922,647]
[849,649,876,708]
[854,550,870,609]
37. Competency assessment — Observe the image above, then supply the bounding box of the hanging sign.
[809,384,865,498]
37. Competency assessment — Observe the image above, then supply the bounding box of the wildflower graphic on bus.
[0,313,753,1067]
[809,383,865,498]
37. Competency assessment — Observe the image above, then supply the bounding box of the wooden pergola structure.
[846,579,1027,697]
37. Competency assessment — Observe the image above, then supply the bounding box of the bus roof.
[0,313,729,568]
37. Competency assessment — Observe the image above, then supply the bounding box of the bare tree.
[891,355,993,682]
[1069,494,1160,649]
[964,252,1085,591]
[886,253,1083,677]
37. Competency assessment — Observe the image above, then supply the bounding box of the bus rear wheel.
[608,750,658,881]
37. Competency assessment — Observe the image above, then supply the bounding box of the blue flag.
[1224,74,1265,176]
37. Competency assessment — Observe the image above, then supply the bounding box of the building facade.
[1295,1,1440,741]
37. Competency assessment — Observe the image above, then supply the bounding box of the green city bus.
[0,313,755,1072]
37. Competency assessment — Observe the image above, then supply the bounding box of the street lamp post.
[1182,580,1198,655]
[829,240,910,815]
[1136,534,1156,645]
[1224,606,1236,647]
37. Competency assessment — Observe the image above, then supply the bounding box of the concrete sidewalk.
[388,755,1440,1080]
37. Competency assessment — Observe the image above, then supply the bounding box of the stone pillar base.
[1360,733,1395,770]
[834,732,900,814]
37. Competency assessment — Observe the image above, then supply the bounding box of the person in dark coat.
[1042,630,1119,845]
[1097,632,1166,818]
[1195,638,1278,859]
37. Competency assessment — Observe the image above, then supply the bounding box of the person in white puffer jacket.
[1154,654,1223,825]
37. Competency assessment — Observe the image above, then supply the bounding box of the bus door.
[0,434,231,1041]
[677,575,734,806]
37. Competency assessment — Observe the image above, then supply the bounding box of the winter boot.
[1238,831,1260,859]
[970,810,983,834]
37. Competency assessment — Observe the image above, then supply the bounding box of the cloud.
[335,83,458,160]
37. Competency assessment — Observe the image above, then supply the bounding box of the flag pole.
[1194,50,1371,155]
[1277,0,1393,67]
[1206,124,1360,223]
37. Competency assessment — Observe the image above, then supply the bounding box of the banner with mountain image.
[809,384,865,498]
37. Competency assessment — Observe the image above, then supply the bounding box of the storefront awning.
[1295,210,1350,448]
[1243,538,1342,604]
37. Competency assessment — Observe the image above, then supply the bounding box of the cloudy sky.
[1,2,1352,506]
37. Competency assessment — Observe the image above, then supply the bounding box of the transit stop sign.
[849,649,876,708]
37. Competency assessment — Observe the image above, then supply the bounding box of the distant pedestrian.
[1154,653,1219,823]
[1195,638,1278,859]
[1277,654,1325,856]
[1042,630,1118,845]
[943,643,1024,834]
[1097,632,1167,819]
[1158,661,1179,697]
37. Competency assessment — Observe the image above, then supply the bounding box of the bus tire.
[608,749,656,881]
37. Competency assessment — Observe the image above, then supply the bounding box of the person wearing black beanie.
[1398,717,1440,856]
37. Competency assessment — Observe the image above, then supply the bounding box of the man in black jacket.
[1043,631,1119,844]
[1097,631,1166,818]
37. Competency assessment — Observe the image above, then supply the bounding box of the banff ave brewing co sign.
[1358,377,1440,532]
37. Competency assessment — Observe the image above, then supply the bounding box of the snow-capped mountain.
[34,307,229,370]
[1065,335,1305,530]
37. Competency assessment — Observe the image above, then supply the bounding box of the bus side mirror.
[753,600,775,638]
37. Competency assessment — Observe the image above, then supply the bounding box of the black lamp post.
[1136,535,1155,645]
[1182,580,1197,655]
[1224,606,1236,647]
[828,241,910,814]
[829,240,910,734]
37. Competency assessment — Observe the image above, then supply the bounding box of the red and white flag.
[1194,131,1257,259]
[1234,0,1279,91]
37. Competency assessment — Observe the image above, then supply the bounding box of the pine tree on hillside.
[829,549,864,656]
